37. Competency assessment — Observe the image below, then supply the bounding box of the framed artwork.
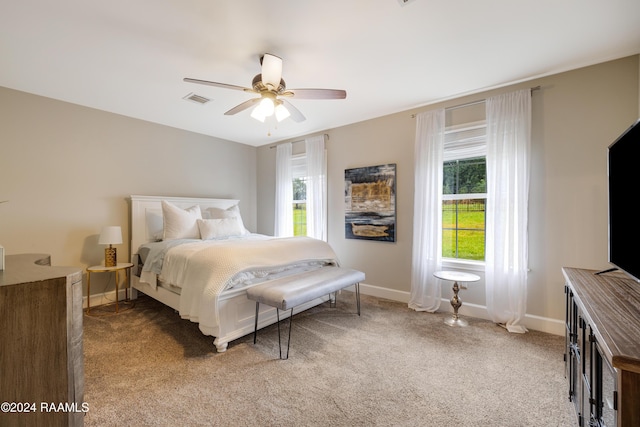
[344,163,396,242]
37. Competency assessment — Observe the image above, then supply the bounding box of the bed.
[129,195,339,352]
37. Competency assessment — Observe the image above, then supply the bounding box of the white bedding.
[139,235,339,335]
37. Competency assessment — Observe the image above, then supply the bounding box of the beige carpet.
[82,293,574,426]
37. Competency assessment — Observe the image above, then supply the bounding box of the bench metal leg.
[253,281,361,359]
[253,301,260,344]
[276,308,294,360]
[328,284,361,316]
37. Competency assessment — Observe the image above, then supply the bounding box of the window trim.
[442,257,485,272]
[442,192,487,201]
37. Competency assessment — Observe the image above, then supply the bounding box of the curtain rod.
[411,85,541,118]
[269,133,329,149]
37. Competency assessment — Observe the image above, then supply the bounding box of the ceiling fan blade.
[287,88,347,99]
[224,98,261,115]
[281,100,306,123]
[184,78,254,93]
[260,53,283,90]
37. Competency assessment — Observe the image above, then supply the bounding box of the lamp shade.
[256,97,275,116]
[250,107,266,122]
[98,226,123,245]
[275,104,290,122]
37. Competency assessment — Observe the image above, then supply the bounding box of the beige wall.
[1,55,637,330]
[0,87,257,297]
[256,55,640,333]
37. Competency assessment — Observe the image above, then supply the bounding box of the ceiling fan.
[184,53,346,123]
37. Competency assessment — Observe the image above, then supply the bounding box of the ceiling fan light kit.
[275,103,290,121]
[184,53,346,124]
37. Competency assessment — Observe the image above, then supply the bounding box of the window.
[291,154,307,236]
[442,122,487,262]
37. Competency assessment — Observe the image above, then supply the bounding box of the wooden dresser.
[0,254,84,427]
[563,267,640,427]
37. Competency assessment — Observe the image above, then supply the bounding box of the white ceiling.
[1,1,639,147]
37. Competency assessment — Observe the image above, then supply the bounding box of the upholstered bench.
[246,267,365,359]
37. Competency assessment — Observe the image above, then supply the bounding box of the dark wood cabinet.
[0,254,84,427]
[563,267,640,427]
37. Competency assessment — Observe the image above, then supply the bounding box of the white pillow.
[145,208,164,241]
[161,200,202,240]
[197,218,244,240]
[203,205,249,235]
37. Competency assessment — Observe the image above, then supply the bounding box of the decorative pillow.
[145,208,164,241]
[197,218,244,240]
[161,200,202,240]
[203,204,249,235]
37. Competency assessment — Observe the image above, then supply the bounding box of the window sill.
[441,258,485,272]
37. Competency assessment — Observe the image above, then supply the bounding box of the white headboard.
[129,195,240,257]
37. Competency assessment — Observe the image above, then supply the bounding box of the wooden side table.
[86,262,134,314]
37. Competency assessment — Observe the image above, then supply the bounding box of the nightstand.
[86,262,134,314]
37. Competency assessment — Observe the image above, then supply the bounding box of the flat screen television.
[607,118,640,282]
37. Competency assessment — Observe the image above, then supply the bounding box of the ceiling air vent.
[183,92,211,105]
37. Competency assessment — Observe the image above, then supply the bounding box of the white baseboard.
[358,282,565,336]
[86,282,565,336]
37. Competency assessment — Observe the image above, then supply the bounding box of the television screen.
[608,119,640,282]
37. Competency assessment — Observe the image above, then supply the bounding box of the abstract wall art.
[344,163,396,242]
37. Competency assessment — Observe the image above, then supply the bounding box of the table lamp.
[99,226,122,267]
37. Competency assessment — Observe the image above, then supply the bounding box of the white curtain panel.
[409,109,445,313]
[274,142,294,237]
[305,135,327,241]
[485,89,532,333]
